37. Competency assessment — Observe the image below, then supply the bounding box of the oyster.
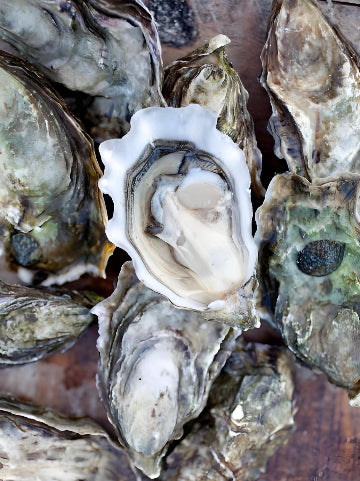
[260,0,360,179]
[92,261,240,478]
[256,172,360,403]
[0,50,110,285]
[0,0,164,140]
[0,281,100,365]
[99,104,259,327]
[163,34,264,196]
[161,341,296,481]
[0,396,138,481]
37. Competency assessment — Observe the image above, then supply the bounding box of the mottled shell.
[163,34,264,197]
[160,341,296,481]
[0,397,137,481]
[0,0,164,140]
[260,0,360,179]
[0,50,111,285]
[256,173,360,401]
[99,104,259,327]
[92,262,240,478]
[0,281,99,365]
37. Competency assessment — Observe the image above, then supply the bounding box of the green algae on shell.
[256,172,360,402]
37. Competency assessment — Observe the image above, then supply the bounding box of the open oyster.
[0,281,99,365]
[92,261,240,478]
[0,50,110,285]
[99,104,258,327]
[256,173,360,403]
[260,0,360,179]
[0,396,137,481]
[160,341,296,481]
[0,0,164,140]
[163,34,264,197]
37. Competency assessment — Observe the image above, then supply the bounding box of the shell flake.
[260,0,360,179]
[92,261,240,478]
[99,104,259,327]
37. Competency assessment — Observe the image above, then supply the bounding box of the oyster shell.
[99,104,259,327]
[0,396,138,481]
[160,341,296,481]
[260,0,360,179]
[0,0,164,140]
[0,50,110,285]
[0,281,99,365]
[163,34,264,197]
[255,172,360,402]
[92,261,240,478]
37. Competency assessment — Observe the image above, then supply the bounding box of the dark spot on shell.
[11,233,41,266]
[147,0,197,47]
[296,240,346,277]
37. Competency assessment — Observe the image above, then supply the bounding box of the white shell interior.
[99,105,257,312]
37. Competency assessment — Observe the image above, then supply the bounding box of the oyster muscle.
[256,173,360,402]
[0,281,99,365]
[99,104,259,327]
[0,397,137,481]
[0,0,164,140]
[163,34,264,196]
[0,50,110,285]
[92,261,239,478]
[160,341,296,481]
[260,0,360,179]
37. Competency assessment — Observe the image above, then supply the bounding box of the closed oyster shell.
[256,173,360,401]
[160,341,296,481]
[92,261,240,478]
[99,104,259,327]
[260,0,360,179]
[0,0,164,140]
[163,34,264,197]
[0,281,99,365]
[0,50,111,285]
[0,397,137,481]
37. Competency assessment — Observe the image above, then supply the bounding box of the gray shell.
[0,0,164,141]
[0,397,137,481]
[0,50,110,285]
[0,281,99,365]
[163,34,264,197]
[260,0,360,180]
[92,262,240,478]
[159,341,295,481]
[256,173,360,402]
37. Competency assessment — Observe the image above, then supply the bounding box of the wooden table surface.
[1,1,360,480]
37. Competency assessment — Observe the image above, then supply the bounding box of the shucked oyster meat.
[0,0,164,140]
[260,0,360,179]
[93,261,239,478]
[256,173,360,403]
[160,341,296,481]
[99,104,258,327]
[0,396,137,481]
[163,34,264,197]
[0,50,110,285]
[0,281,98,365]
